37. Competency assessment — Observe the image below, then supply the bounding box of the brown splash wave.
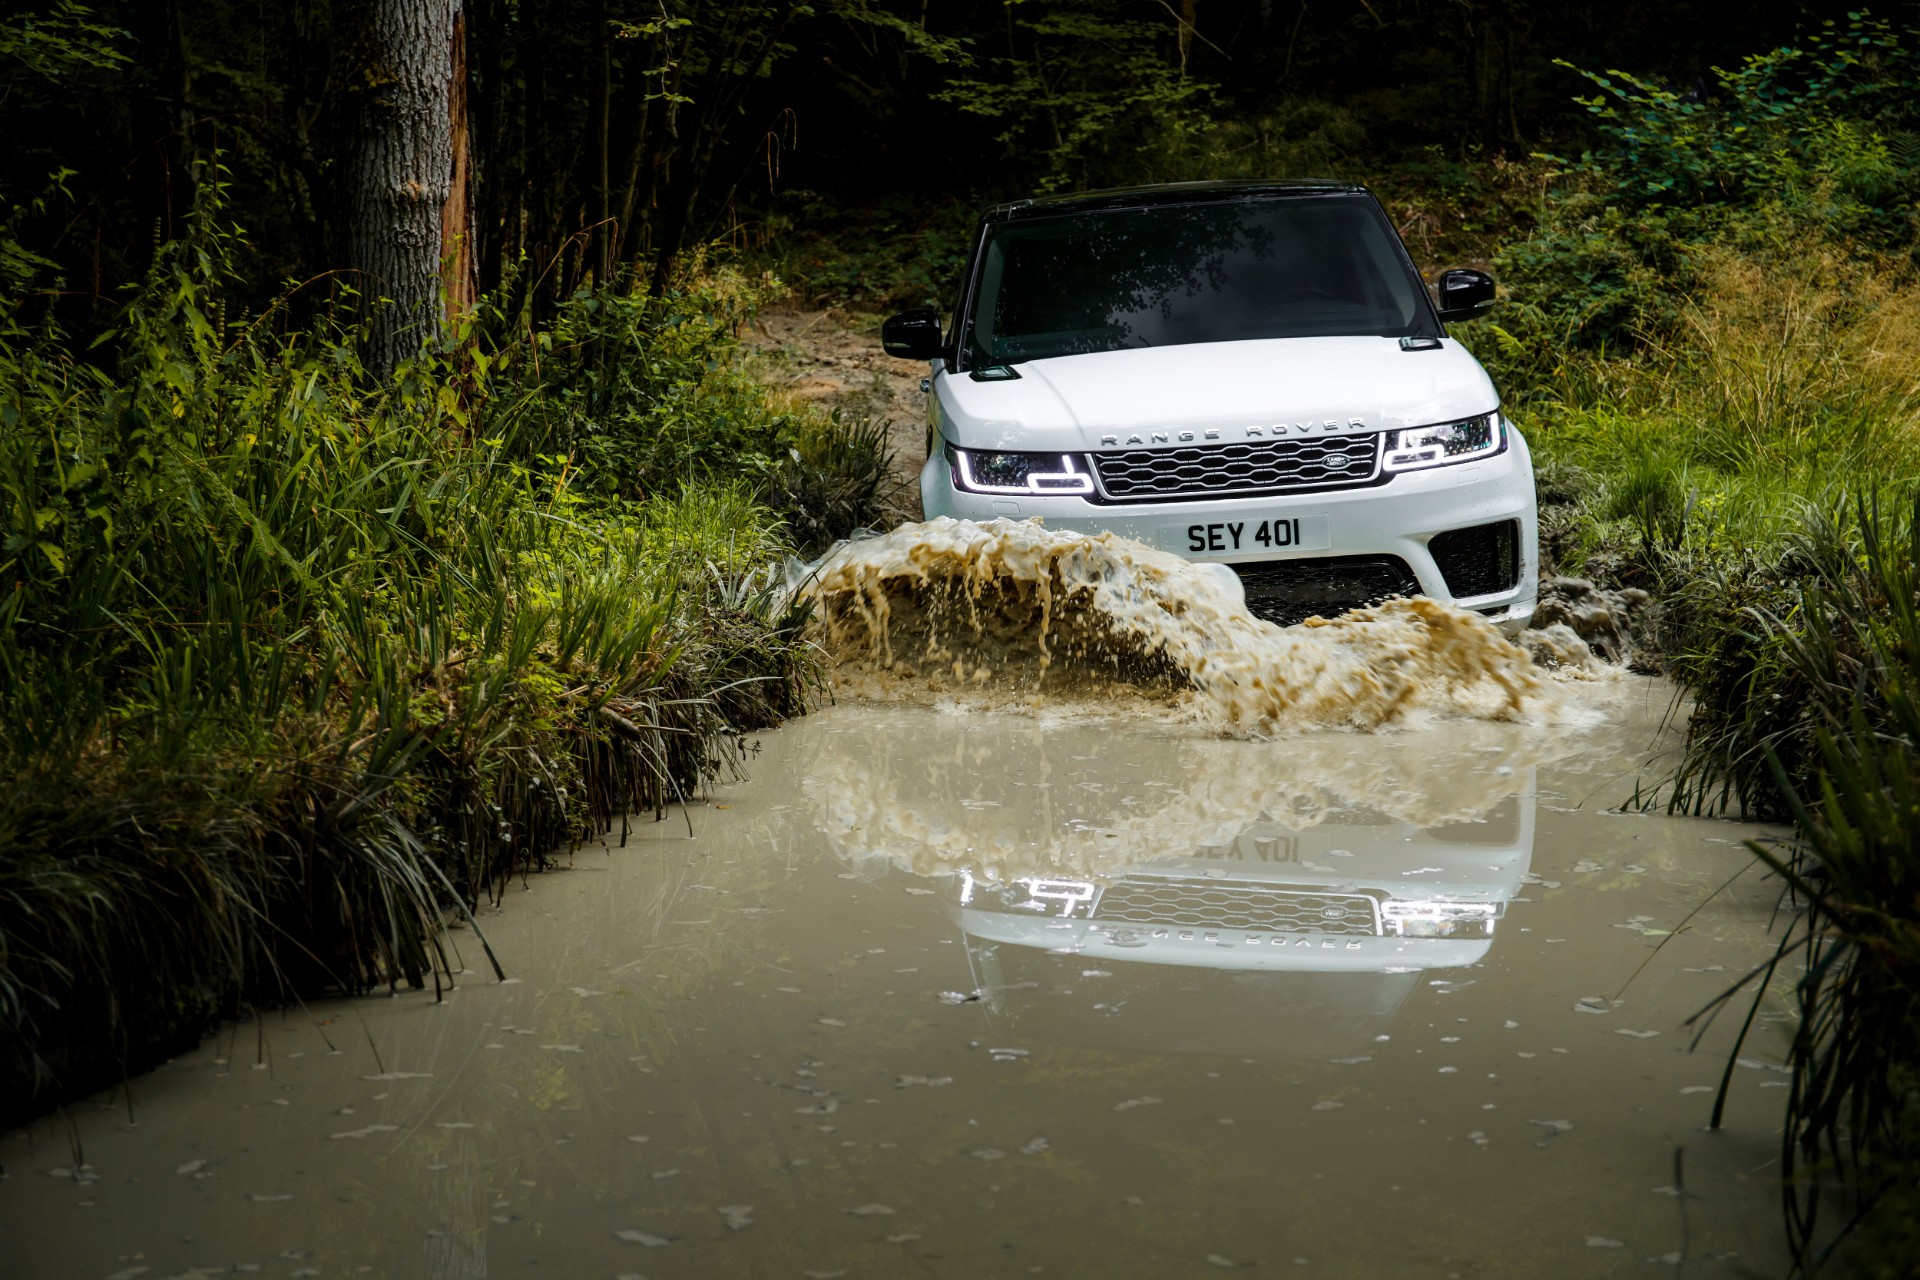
[800,518,1557,735]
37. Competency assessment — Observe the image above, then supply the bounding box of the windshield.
[962,195,1430,368]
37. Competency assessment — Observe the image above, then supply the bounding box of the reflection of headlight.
[1381,900,1499,938]
[1383,413,1503,472]
[950,446,1095,495]
[968,874,1099,917]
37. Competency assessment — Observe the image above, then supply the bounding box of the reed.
[1684,498,1920,1273]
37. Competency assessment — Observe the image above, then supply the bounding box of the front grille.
[1231,554,1422,627]
[1090,433,1381,502]
[1094,878,1381,936]
[1429,520,1521,599]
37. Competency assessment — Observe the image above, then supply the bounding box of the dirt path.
[746,307,929,521]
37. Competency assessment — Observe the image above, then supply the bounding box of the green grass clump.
[1684,499,1920,1272]
[0,208,829,1119]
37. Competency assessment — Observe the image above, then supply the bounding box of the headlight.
[950,446,1095,496]
[1383,412,1504,472]
[1380,900,1498,939]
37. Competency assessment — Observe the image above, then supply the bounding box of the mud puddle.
[2,680,1794,1278]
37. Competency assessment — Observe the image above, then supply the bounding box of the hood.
[935,335,1499,453]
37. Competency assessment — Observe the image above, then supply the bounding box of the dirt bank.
[747,307,930,522]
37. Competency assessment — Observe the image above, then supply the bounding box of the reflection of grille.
[1091,434,1381,502]
[1430,519,1521,599]
[1094,879,1381,935]
[1232,554,1421,627]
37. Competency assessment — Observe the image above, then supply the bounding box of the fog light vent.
[1230,554,1422,627]
[1429,520,1520,599]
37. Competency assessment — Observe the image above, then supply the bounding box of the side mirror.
[1435,269,1496,322]
[882,308,945,360]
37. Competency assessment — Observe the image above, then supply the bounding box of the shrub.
[0,199,818,1119]
[489,255,890,550]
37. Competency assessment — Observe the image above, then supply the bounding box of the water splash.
[800,518,1552,734]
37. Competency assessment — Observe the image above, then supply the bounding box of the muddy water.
[800,518,1570,735]
[1,681,1796,1279]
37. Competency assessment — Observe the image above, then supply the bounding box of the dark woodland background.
[1,0,1860,330]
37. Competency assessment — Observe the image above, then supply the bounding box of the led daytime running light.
[1382,413,1503,473]
[953,448,1095,496]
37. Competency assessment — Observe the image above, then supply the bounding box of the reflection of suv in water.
[949,794,1535,1057]
[955,794,1533,974]
[882,181,1538,631]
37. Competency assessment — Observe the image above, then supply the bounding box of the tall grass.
[1678,499,1920,1273]
[1505,242,1920,489]
[0,207,827,1117]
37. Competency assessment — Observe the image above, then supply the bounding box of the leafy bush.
[934,0,1214,193]
[491,255,889,550]
[754,191,979,312]
[1561,15,1920,219]
[1489,15,1920,356]
[0,199,819,1118]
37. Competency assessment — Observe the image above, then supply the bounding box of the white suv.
[882,180,1537,631]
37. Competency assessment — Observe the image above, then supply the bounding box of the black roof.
[991,179,1368,221]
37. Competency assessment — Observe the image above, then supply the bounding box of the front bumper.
[920,427,1538,632]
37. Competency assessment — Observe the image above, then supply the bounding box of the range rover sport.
[880,180,1538,631]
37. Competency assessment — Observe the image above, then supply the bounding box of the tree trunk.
[342,0,466,381]
[442,5,477,323]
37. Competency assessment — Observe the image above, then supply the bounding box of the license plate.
[1178,514,1330,555]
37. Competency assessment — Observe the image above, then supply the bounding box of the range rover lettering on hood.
[1098,419,1369,448]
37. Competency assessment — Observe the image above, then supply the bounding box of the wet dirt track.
[1,680,1797,1279]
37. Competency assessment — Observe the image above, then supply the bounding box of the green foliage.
[934,0,1213,192]
[489,257,890,551]
[0,195,821,1116]
[755,192,978,311]
[0,2,127,108]
[1682,498,1920,1271]
[1489,16,1920,355]
[1561,14,1920,216]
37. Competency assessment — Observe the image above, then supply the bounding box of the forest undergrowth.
[0,190,890,1124]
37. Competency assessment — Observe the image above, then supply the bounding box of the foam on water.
[800,517,1558,735]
